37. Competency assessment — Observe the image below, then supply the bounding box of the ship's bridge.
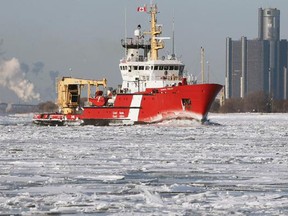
[119,59,185,93]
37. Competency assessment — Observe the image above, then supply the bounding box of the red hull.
[33,83,222,126]
[33,113,81,126]
[81,83,222,125]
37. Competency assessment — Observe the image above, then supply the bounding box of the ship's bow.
[195,83,223,121]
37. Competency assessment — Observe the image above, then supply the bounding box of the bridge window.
[154,66,158,70]
[175,65,179,70]
[145,66,150,70]
[169,65,174,70]
[164,65,168,70]
[139,66,144,70]
[133,66,138,70]
[159,66,164,70]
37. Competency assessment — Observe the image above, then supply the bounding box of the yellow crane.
[56,77,107,114]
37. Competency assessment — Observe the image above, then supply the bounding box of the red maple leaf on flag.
[137,6,147,12]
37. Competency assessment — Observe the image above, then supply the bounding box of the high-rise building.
[225,8,288,100]
[258,8,280,41]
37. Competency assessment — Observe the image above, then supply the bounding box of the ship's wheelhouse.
[119,60,185,93]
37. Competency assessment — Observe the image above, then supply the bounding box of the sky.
[0,0,287,104]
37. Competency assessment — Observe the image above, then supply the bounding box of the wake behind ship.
[33,3,222,126]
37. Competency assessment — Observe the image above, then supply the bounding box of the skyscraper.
[258,8,280,41]
[225,8,288,100]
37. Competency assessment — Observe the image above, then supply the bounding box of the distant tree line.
[211,91,288,113]
[37,101,58,113]
[36,98,89,113]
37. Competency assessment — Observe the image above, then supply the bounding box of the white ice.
[0,113,288,215]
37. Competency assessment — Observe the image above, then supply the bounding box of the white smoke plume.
[0,58,40,102]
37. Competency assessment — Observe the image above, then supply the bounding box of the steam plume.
[0,58,40,102]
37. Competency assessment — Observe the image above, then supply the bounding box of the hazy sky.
[0,0,287,103]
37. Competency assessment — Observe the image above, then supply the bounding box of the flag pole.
[172,9,175,57]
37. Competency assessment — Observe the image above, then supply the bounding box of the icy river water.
[0,113,288,215]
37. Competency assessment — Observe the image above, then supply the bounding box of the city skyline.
[0,0,288,103]
[226,7,288,100]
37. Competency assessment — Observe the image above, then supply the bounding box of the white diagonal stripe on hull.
[128,95,142,121]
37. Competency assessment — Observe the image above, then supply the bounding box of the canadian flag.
[137,6,147,12]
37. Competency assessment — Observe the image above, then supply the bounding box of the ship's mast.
[201,47,205,84]
[144,4,164,60]
[172,13,175,58]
